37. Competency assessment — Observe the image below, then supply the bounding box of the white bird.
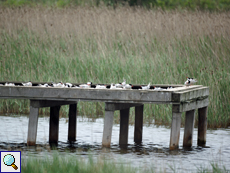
[39,83,49,87]
[167,86,173,90]
[123,84,132,89]
[79,82,92,89]
[121,78,126,87]
[96,85,107,89]
[22,81,32,87]
[115,83,123,88]
[65,83,73,88]
[110,83,116,89]
[184,77,197,86]
[5,82,15,86]
[153,86,165,91]
[141,83,150,90]
[52,82,65,88]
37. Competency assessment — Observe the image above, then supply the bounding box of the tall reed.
[0,7,229,128]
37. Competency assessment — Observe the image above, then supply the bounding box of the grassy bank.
[21,154,229,173]
[0,7,229,128]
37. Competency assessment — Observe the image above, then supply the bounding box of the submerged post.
[134,105,144,144]
[119,108,130,146]
[27,101,39,146]
[49,105,61,145]
[198,106,208,146]
[183,109,195,147]
[68,103,77,142]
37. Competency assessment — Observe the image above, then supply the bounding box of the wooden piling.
[198,106,208,146]
[119,108,130,145]
[134,105,144,144]
[49,105,61,145]
[68,103,77,142]
[27,102,39,146]
[183,109,195,147]
[170,106,182,150]
[102,109,114,147]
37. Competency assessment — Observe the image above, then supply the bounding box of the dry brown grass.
[1,6,229,42]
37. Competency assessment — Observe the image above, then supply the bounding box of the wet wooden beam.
[27,102,39,146]
[134,105,144,144]
[198,106,208,146]
[119,108,130,146]
[102,109,114,147]
[170,105,182,150]
[49,105,61,145]
[183,110,195,148]
[68,104,77,142]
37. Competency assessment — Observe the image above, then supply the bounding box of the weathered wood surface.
[172,97,209,113]
[49,106,60,145]
[0,85,208,104]
[172,87,209,102]
[198,106,208,146]
[105,103,142,111]
[68,104,77,142]
[102,110,114,147]
[27,103,39,146]
[170,107,182,150]
[30,100,77,108]
[119,108,130,145]
[183,110,195,147]
[134,105,144,144]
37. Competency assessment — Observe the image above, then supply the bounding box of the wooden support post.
[170,106,182,150]
[27,102,39,146]
[198,106,208,146]
[134,105,143,144]
[102,110,114,147]
[119,108,130,146]
[68,103,77,142]
[49,106,61,145]
[183,109,195,148]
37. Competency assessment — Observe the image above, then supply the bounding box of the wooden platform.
[0,83,209,150]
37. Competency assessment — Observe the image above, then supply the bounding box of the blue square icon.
[0,151,21,173]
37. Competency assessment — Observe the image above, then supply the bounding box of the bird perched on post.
[184,77,197,86]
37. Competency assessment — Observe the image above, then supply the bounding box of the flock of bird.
[1,77,197,90]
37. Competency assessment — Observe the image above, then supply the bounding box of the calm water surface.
[0,115,229,172]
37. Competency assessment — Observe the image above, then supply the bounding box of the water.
[0,115,230,172]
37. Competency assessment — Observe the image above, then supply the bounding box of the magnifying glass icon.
[3,154,18,170]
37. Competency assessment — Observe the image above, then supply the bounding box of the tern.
[79,82,92,89]
[123,84,132,89]
[96,85,107,89]
[110,83,116,89]
[5,82,15,86]
[184,77,197,86]
[38,83,49,87]
[65,83,73,88]
[141,83,150,90]
[22,81,32,87]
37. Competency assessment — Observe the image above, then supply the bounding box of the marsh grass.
[21,153,229,173]
[0,7,229,128]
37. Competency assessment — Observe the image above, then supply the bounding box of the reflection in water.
[0,115,229,172]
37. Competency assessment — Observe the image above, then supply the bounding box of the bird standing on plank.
[184,77,197,86]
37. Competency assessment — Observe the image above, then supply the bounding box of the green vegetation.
[0,0,230,11]
[21,153,229,173]
[0,7,229,128]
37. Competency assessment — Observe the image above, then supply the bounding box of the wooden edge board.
[172,87,209,102]
[172,97,209,113]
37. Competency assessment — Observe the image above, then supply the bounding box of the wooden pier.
[0,83,209,150]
